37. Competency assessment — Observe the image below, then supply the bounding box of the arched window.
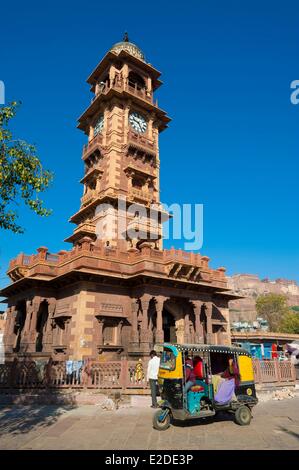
[128,71,145,91]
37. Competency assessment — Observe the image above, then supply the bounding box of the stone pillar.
[109,64,116,85]
[139,295,152,352]
[205,302,214,344]
[130,299,139,345]
[5,306,16,352]
[98,318,104,345]
[117,320,123,345]
[7,306,16,335]
[147,76,152,94]
[175,318,185,344]
[122,64,129,84]
[127,171,133,192]
[193,301,204,344]
[43,301,55,353]
[148,306,154,345]
[184,311,190,343]
[124,104,130,144]
[89,124,94,142]
[155,297,165,344]
[22,299,41,353]
[148,118,153,138]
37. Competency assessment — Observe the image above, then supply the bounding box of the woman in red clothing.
[221,358,240,387]
[183,352,196,393]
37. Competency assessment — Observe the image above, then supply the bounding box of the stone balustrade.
[0,358,295,390]
[127,129,156,153]
[7,243,227,288]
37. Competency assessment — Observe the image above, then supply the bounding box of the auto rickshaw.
[153,343,258,431]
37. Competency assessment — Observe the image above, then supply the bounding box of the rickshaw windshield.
[160,347,176,370]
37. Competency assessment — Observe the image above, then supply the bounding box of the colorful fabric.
[214,378,235,404]
[212,374,224,394]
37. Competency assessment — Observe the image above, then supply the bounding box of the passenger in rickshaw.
[211,356,236,390]
[183,352,196,393]
[214,358,240,404]
[222,358,240,385]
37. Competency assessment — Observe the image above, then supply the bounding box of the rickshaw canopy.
[156,343,252,357]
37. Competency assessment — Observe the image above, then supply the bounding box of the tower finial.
[123,31,129,42]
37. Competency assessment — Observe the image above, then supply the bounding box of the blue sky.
[0,0,298,289]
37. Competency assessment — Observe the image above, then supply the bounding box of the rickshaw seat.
[190,385,204,392]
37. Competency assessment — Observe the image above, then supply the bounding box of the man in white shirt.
[147,350,160,408]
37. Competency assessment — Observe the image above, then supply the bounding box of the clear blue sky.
[1,0,298,289]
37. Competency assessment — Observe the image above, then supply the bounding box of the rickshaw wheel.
[234,405,252,426]
[153,409,171,431]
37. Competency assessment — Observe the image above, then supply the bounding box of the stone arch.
[128,71,145,90]
[163,299,185,344]
[162,306,176,343]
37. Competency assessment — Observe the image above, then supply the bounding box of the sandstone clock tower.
[65,34,170,251]
[2,36,237,363]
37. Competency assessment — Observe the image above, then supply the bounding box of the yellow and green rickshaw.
[153,343,258,431]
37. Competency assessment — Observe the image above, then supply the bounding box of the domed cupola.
[110,32,145,62]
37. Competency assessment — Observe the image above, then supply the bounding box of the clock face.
[129,112,147,134]
[94,114,104,136]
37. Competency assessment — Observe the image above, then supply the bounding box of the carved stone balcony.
[131,188,154,204]
[80,190,97,207]
[127,82,153,103]
[127,130,156,155]
[82,134,103,160]
[92,78,156,106]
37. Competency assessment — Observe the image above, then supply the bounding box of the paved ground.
[0,396,299,450]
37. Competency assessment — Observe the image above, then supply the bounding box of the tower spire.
[123,31,129,42]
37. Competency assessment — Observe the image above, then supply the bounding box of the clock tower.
[65,34,171,251]
[2,35,236,363]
